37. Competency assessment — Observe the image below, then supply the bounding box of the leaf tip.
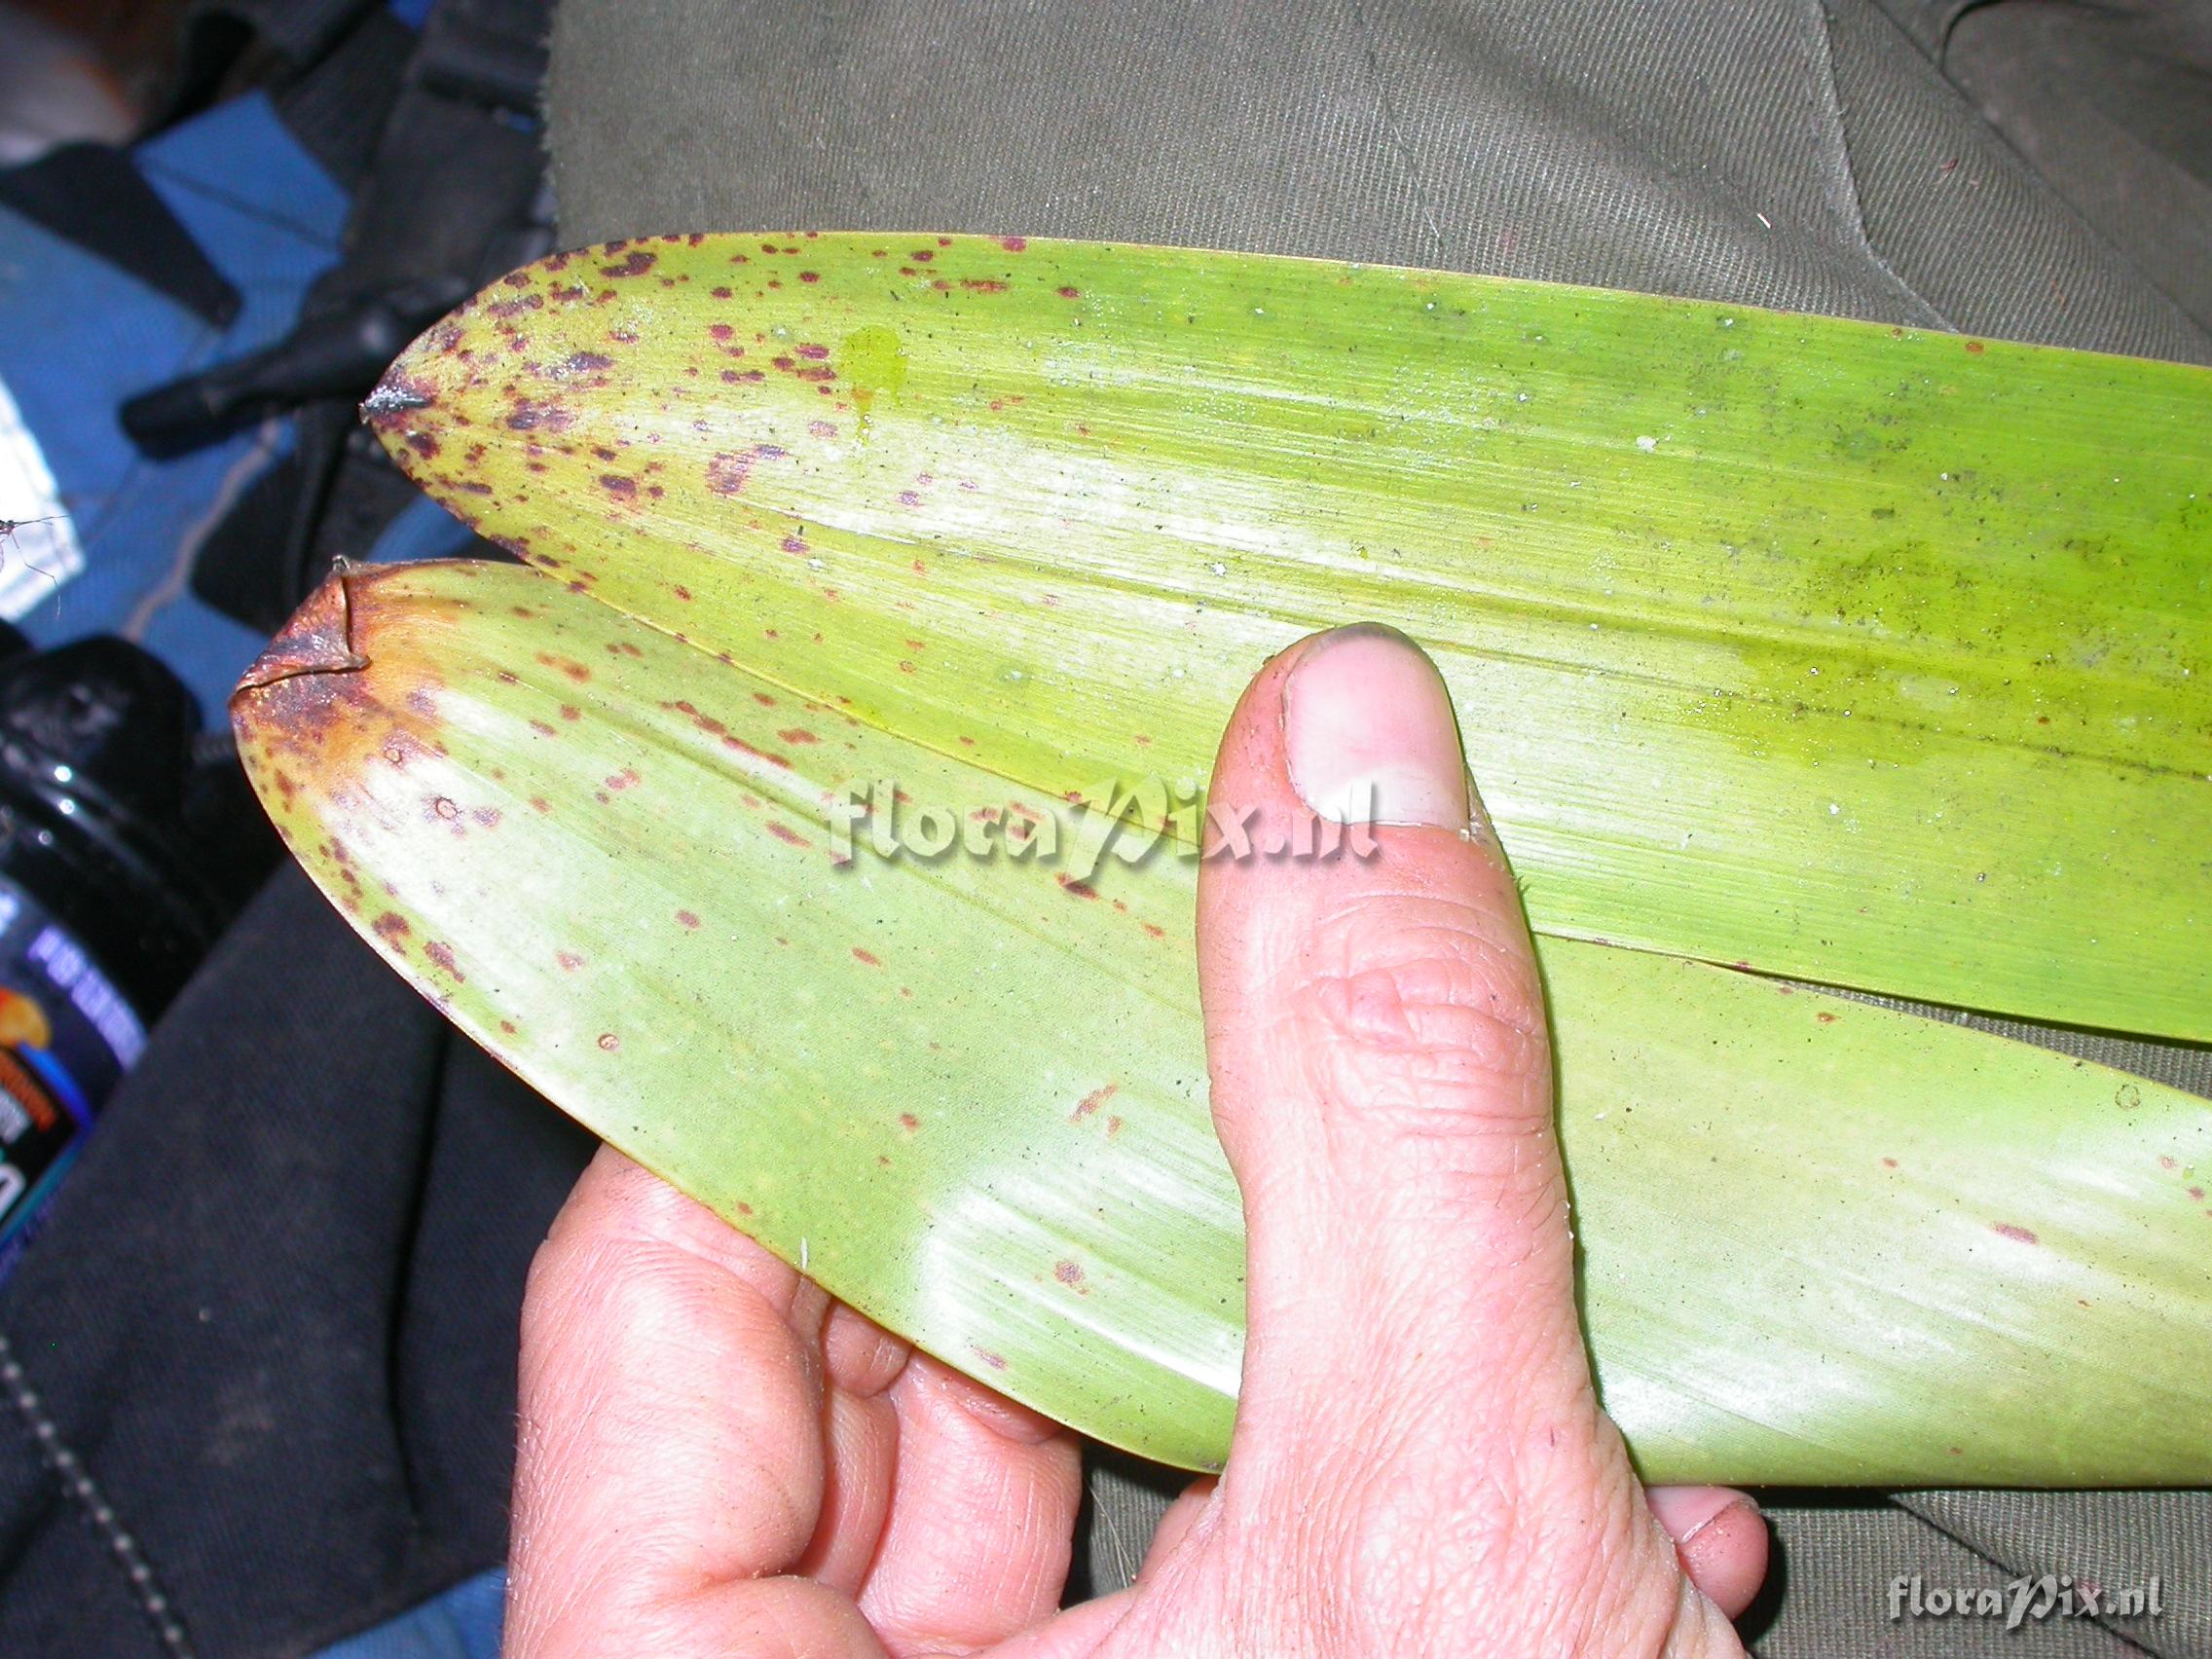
[362,377,436,420]
[233,561,371,701]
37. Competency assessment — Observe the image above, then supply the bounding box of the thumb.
[1196,623,1594,1476]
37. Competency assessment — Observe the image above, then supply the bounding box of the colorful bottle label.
[0,875,143,1273]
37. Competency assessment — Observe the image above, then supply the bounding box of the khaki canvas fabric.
[542,3,2212,1651]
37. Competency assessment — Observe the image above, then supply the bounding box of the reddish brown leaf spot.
[972,1346,1007,1370]
[1882,1157,1899,1168]
[529,795,551,813]
[599,473,637,498]
[1990,1223,2039,1245]
[556,950,585,971]
[1000,236,1027,251]
[705,443,786,495]
[1142,922,1165,940]
[960,277,1008,293]
[424,941,463,980]
[781,535,809,555]
[777,728,818,745]
[676,910,701,930]
[563,351,614,372]
[597,1031,620,1051]
[1054,1260,1085,1286]
[766,822,810,848]
[373,912,411,941]
[1072,1083,1119,1122]
[1057,874,1099,901]
[1056,285,1080,299]
[807,420,837,438]
[1816,1011,1838,1023]
[599,249,656,277]
[1963,339,1984,353]
[899,1113,920,1132]
[505,398,574,433]
[852,946,882,967]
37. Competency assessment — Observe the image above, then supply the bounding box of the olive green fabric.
[543,2,2212,1651]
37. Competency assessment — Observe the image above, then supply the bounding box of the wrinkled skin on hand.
[507,627,1768,1658]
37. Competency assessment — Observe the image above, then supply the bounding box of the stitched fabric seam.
[1893,1494,2169,1656]
[0,1326,197,1658]
[1344,0,1445,261]
[1812,0,1957,329]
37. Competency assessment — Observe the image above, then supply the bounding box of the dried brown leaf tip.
[230,563,408,771]
[234,562,371,694]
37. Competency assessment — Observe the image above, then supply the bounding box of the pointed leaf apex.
[362,374,437,420]
[234,561,370,698]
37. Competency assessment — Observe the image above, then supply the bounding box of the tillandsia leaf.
[361,234,2212,1041]
[234,559,2212,1486]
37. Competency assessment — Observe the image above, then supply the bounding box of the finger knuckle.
[1286,895,1549,1119]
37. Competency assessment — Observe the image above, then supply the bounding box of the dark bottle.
[0,632,269,1269]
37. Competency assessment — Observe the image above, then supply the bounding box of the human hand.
[507,623,1768,1657]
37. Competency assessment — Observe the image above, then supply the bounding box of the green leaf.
[232,559,2212,1485]
[364,234,2212,1039]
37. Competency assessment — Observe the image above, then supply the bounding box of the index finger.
[506,1146,866,1656]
